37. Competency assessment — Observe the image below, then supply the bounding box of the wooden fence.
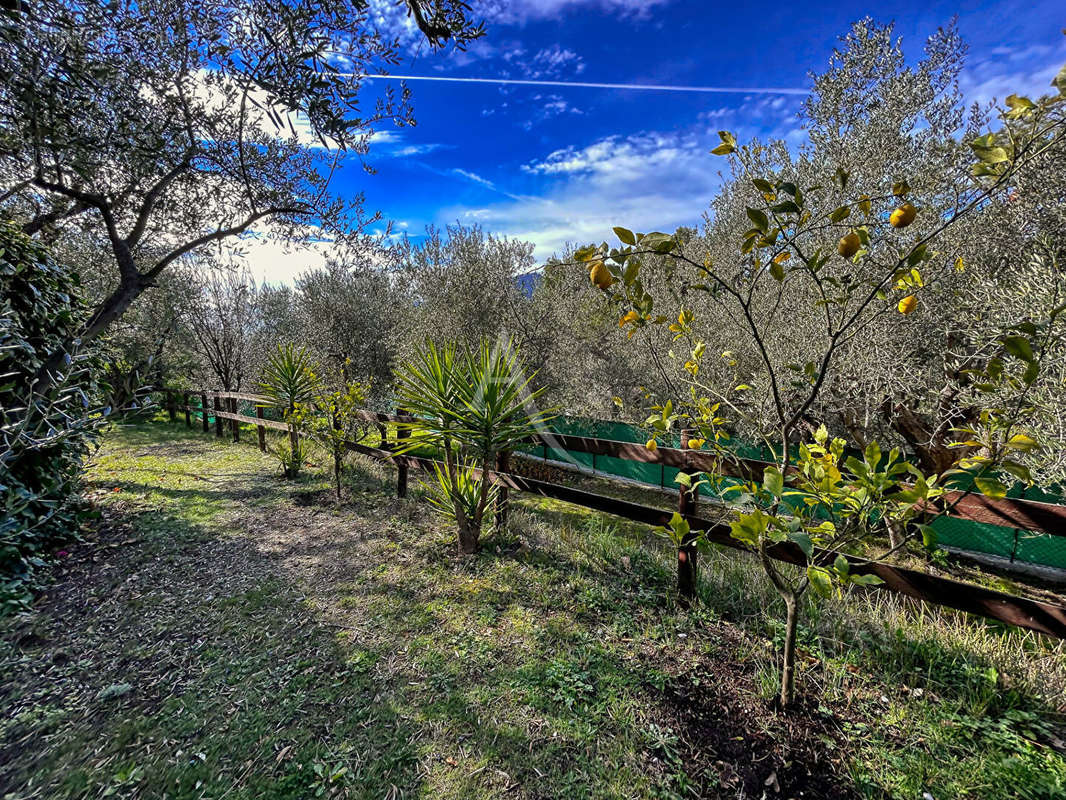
[164,389,1066,639]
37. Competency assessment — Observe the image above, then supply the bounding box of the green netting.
[1016,532,1066,569]
[525,414,1066,572]
[546,416,680,487]
[932,515,1015,559]
[931,515,1066,570]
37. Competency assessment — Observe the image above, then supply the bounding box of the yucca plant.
[395,338,555,554]
[259,343,319,477]
[424,458,497,528]
[273,437,308,481]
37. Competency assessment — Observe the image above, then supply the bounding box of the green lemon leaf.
[829,205,851,223]
[974,475,1008,499]
[746,208,769,232]
[807,566,833,598]
[762,465,784,497]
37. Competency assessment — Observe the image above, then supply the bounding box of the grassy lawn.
[2,418,1065,799]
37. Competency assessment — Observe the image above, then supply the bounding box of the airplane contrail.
[355,73,807,95]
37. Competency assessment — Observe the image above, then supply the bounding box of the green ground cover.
[2,418,1065,799]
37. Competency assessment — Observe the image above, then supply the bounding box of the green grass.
[2,417,1065,799]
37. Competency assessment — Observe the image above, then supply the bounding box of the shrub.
[0,220,103,612]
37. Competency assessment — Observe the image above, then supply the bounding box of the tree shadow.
[0,505,425,799]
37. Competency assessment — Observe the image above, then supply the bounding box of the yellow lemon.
[645,439,658,452]
[889,203,917,229]
[898,295,918,314]
[589,261,614,289]
[837,232,861,259]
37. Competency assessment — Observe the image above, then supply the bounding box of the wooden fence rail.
[164,388,1066,639]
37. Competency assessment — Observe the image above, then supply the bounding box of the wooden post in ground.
[396,407,409,498]
[183,392,191,427]
[677,428,699,606]
[256,405,266,452]
[201,392,210,433]
[495,450,511,531]
[229,397,239,442]
[214,396,223,438]
[166,390,176,422]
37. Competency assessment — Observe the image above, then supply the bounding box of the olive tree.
[397,224,536,358]
[294,243,404,403]
[0,0,482,366]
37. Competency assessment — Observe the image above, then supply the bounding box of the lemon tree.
[580,71,1066,707]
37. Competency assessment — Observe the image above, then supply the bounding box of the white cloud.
[453,168,496,188]
[472,42,588,121]
[367,129,450,160]
[177,69,344,150]
[476,0,672,24]
[366,0,425,51]
[393,143,447,156]
[369,129,403,145]
[961,41,1066,110]
[225,229,337,286]
[439,89,811,260]
[522,131,702,178]
[443,130,723,260]
[527,45,587,79]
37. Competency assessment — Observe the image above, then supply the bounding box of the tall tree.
[398,223,535,356]
[182,264,259,392]
[295,246,402,402]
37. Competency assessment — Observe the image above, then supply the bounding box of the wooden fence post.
[229,397,239,442]
[495,450,511,531]
[183,392,191,428]
[214,396,223,438]
[166,390,176,422]
[201,392,210,433]
[256,405,266,452]
[677,428,699,606]
[396,407,409,498]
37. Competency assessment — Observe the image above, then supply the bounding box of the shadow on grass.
[0,503,429,800]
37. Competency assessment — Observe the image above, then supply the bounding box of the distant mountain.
[516,270,542,297]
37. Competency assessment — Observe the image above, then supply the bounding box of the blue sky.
[247,0,1066,283]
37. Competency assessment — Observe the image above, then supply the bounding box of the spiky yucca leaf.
[394,338,555,457]
[259,343,319,416]
[423,458,497,524]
